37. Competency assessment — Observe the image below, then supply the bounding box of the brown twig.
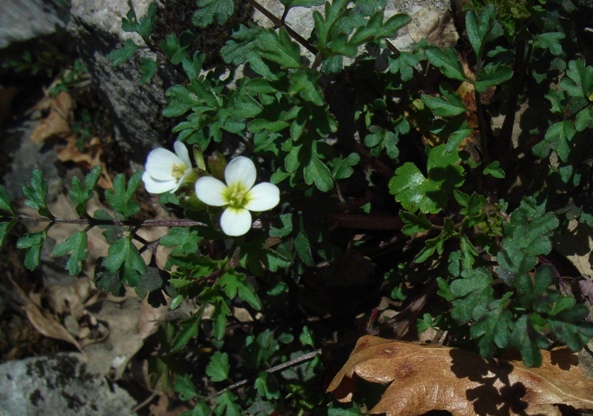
[16,214,207,228]
[245,0,318,55]
[209,349,322,398]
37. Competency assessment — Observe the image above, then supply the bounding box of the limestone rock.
[67,0,181,159]
[0,353,136,415]
[0,0,66,49]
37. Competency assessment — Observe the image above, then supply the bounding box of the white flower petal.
[220,208,252,236]
[245,182,280,212]
[225,156,256,190]
[145,148,181,180]
[174,141,192,169]
[195,176,228,206]
[142,171,177,194]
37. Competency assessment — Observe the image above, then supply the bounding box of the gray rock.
[0,0,67,49]
[67,0,181,159]
[0,353,136,416]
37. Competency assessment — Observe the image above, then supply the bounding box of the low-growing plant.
[3,0,593,413]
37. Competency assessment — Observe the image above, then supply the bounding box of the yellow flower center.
[225,182,251,209]
[171,162,188,180]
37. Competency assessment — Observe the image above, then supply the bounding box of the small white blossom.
[142,141,194,194]
[195,156,280,236]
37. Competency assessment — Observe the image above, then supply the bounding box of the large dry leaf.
[7,274,83,352]
[30,91,74,143]
[327,335,593,416]
[57,135,113,189]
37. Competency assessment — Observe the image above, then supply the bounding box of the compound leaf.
[17,231,47,271]
[52,231,88,276]
[206,351,230,382]
[69,166,101,217]
[105,171,142,219]
[23,170,51,218]
[193,0,234,27]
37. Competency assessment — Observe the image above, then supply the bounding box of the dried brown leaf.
[30,92,74,143]
[57,135,113,189]
[46,277,93,320]
[327,335,593,416]
[7,274,83,352]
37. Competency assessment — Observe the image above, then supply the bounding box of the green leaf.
[399,211,432,235]
[220,271,262,310]
[214,391,241,416]
[280,0,324,8]
[470,296,513,358]
[294,230,314,266]
[254,371,280,400]
[0,219,16,248]
[69,166,101,216]
[547,305,593,351]
[465,5,497,59]
[212,300,230,340]
[193,0,234,27]
[497,199,558,282]
[450,267,494,324]
[331,153,360,180]
[221,25,273,78]
[312,0,352,47]
[303,155,334,192]
[206,351,230,382]
[23,170,51,217]
[421,87,466,117]
[160,227,201,256]
[425,46,467,82]
[52,231,88,276]
[475,63,513,93]
[160,33,190,65]
[390,163,440,214]
[289,69,324,106]
[17,231,47,271]
[560,59,593,99]
[511,315,548,367]
[364,123,405,159]
[122,1,156,41]
[532,32,565,56]
[108,39,140,66]
[0,185,15,215]
[483,161,505,178]
[139,57,157,85]
[103,236,146,287]
[94,258,124,296]
[389,145,464,214]
[575,107,593,132]
[105,171,142,219]
[175,374,197,401]
[259,28,303,69]
[349,12,410,45]
[135,266,163,298]
[270,213,293,238]
[388,51,420,82]
[533,120,576,162]
[172,308,204,351]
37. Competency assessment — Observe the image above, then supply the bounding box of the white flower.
[195,156,280,236]
[142,141,194,194]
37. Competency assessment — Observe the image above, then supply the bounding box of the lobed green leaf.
[17,231,47,271]
[206,351,230,382]
[105,171,142,219]
[69,166,101,217]
[52,231,89,276]
[23,170,51,218]
[193,0,234,27]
